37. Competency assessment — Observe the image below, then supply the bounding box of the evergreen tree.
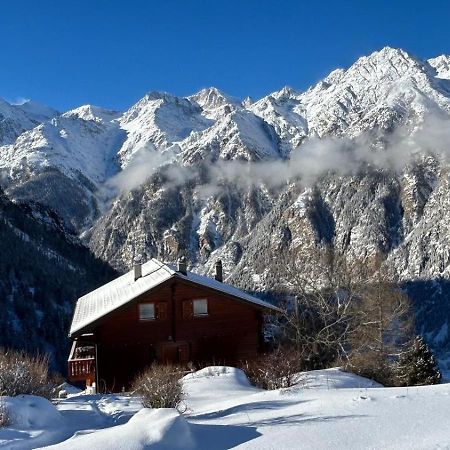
[396,336,441,386]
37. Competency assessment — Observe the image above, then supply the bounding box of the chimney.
[215,259,223,282]
[133,259,142,281]
[177,256,187,275]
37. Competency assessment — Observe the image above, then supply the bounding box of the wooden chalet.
[68,258,280,392]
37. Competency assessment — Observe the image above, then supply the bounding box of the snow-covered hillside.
[0,99,58,145]
[1,367,449,449]
[0,106,122,184]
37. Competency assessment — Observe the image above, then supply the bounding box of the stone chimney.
[133,258,142,281]
[178,256,187,275]
[215,259,223,282]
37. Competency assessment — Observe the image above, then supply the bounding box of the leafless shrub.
[241,347,302,390]
[0,349,56,399]
[345,351,394,386]
[131,364,184,409]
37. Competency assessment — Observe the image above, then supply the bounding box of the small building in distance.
[67,258,280,392]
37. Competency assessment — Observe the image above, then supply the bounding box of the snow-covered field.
[1,367,450,449]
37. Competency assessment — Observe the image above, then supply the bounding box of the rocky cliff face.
[2,47,450,369]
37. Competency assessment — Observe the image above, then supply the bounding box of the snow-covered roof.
[70,258,279,336]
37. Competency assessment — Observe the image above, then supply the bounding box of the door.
[161,342,190,364]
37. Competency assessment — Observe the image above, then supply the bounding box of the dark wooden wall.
[88,278,264,391]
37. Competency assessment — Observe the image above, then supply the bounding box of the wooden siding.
[82,278,265,391]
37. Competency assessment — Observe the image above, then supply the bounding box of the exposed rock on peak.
[190,87,240,111]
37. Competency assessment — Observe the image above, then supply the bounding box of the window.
[139,303,155,321]
[193,299,208,316]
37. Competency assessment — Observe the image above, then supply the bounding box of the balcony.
[68,341,96,383]
[68,358,95,381]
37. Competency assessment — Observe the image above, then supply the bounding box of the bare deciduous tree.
[347,260,413,384]
[273,247,362,368]
[272,247,414,384]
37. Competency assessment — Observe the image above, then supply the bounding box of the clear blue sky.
[1,0,450,112]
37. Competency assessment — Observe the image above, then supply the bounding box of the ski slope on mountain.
[1,367,449,449]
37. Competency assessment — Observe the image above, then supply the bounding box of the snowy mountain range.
[2,46,450,370]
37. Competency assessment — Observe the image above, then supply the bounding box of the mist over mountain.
[2,47,450,372]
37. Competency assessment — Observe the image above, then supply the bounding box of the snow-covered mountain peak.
[1,107,122,180]
[63,105,120,124]
[117,92,213,167]
[340,47,427,85]
[120,91,200,126]
[190,87,239,110]
[0,98,58,121]
[189,87,241,119]
[248,88,306,155]
[0,98,21,121]
[181,108,281,162]
[322,69,345,85]
[368,46,411,60]
[242,96,254,108]
[295,46,450,137]
[0,97,58,145]
[270,86,299,101]
[144,91,178,102]
[17,100,59,123]
[428,55,450,79]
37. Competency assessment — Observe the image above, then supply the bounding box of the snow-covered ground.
[1,367,450,449]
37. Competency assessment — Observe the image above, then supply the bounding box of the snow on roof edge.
[170,267,281,313]
[70,259,280,337]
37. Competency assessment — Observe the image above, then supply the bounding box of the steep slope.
[0,105,124,229]
[118,92,213,167]
[87,47,450,274]
[249,86,307,156]
[0,189,116,369]
[428,55,450,79]
[181,109,281,162]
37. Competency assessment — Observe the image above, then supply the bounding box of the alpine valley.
[2,47,450,374]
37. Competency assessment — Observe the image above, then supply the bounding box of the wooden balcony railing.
[68,358,95,381]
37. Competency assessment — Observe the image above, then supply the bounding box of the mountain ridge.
[3,46,450,371]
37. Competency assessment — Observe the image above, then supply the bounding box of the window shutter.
[182,299,193,319]
[156,302,168,320]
